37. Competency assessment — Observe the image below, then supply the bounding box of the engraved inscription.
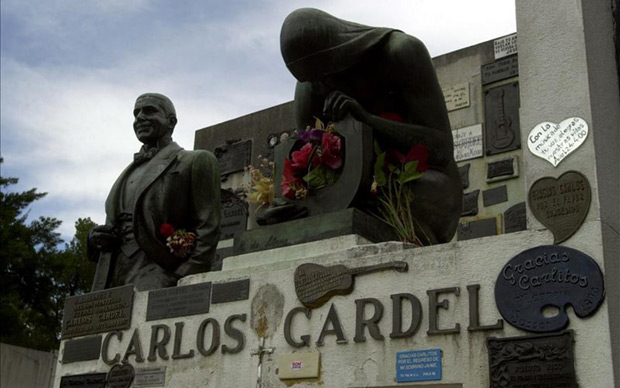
[146,283,211,321]
[482,55,519,85]
[62,285,134,339]
[60,373,107,388]
[442,82,470,111]
[527,117,588,167]
[452,124,483,162]
[504,202,526,234]
[461,190,479,216]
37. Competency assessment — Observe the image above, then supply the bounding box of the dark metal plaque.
[504,202,526,234]
[146,282,211,321]
[458,163,470,189]
[495,245,605,333]
[528,171,591,244]
[487,331,577,388]
[215,139,252,176]
[457,218,497,241]
[295,261,408,309]
[134,366,166,387]
[62,336,102,363]
[485,83,521,155]
[107,362,135,388]
[60,373,107,388]
[487,157,517,182]
[62,285,134,339]
[213,246,233,271]
[483,185,508,207]
[481,55,519,85]
[220,189,248,240]
[212,278,250,304]
[461,190,479,216]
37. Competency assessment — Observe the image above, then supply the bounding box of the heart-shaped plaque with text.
[527,117,588,167]
[106,361,135,388]
[528,171,591,244]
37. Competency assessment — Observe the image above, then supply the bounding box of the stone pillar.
[516,0,620,384]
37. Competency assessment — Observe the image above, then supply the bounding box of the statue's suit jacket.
[91,141,221,291]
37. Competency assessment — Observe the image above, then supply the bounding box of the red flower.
[291,143,315,171]
[160,223,175,238]
[319,132,343,169]
[281,159,302,199]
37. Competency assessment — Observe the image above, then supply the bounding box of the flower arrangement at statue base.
[244,156,275,211]
[160,223,197,259]
[372,141,431,246]
[281,119,344,199]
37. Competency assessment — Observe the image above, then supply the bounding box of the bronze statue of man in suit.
[88,93,221,292]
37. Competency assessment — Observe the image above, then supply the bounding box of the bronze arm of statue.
[280,8,462,243]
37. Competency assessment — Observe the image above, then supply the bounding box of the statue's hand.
[323,91,365,122]
[89,225,120,252]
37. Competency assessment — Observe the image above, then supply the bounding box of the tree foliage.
[0,159,96,351]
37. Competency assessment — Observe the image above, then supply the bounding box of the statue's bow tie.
[133,147,157,164]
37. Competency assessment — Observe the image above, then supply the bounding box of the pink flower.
[291,143,315,171]
[160,223,175,238]
[281,159,302,199]
[320,132,343,169]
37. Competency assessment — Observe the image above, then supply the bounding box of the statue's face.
[133,97,173,144]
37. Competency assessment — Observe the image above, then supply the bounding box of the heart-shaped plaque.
[527,117,588,167]
[528,171,591,243]
[107,361,134,388]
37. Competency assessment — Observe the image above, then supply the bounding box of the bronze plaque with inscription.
[528,171,591,243]
[495,245,605,333]
[60,373,107,388]
[62,285,134,339]
[487,331,577,388]
[146,282,211,321]
[62,336,102,363]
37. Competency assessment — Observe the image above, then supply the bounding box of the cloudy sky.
[1,0,516,241]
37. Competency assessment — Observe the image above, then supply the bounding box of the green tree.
[0,159,96,351]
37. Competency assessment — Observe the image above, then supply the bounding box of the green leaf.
[373,151,386,187]
[397,161,421,185]
[304,165,328,190]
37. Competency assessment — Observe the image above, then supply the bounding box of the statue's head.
[133,93,177,145]
[280,8,390,82]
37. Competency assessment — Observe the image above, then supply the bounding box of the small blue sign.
[396,348,442,383]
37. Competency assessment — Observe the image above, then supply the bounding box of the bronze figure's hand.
[323,91,365,122]
[89,225,120,251]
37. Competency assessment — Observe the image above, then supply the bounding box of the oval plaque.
[495,245,605,333]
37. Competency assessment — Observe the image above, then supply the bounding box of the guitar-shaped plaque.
[294,261,408,308]
[493,89,515,149]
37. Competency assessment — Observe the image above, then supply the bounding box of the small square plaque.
[443,82,470,111]
[134,366,166,387]
[396,348,442,383]
[483,185,508,207]
[146,282,211,321]
[278,352,320,379]
[62,336,102,364]
[452,124,483,162]
[457,217,498,241]
[461,190,480,217]
[487,157,518,182]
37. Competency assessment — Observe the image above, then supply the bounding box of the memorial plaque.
[493,33,517,59]
[485,83,521,155]
[60,373,107,388]
[487,156,518,182]
[504,202,526,234]
[442,82,470,111]
[527,117,588,167]
[62,285,134,339]
[487,331,577,388]
[135,366,166,387]
[495,245,605,333]
[458,163,470,189]
[107,362,135,388]
[212,278,250,304]
[146,282,211,321]
[483,185,508,207]
[528,171,591,243]
[214,139,252,176]
[277,353,321,379]
[457,217,497,241]
[461,190,479,216]
[62,336,102,363]
[482,55,519,85]
[295,261,408,309]
[220,189,248,240]
[452,124,483,162]
[396,348,442,383]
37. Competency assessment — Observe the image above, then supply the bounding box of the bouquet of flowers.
[160,223,197,259]
[372,141,431,246]
[281,119,344,200]
[244,156,275,209]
